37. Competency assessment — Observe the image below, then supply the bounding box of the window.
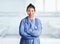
[45,0,56,12]
[34,0,44,12]
[57,0,60,12]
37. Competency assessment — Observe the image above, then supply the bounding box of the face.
[26,7,35,18]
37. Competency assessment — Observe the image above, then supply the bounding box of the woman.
[19,3,42,44]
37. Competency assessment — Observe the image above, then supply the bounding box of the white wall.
[0,0,60,38]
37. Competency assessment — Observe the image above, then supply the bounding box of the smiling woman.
[19,3,42,44]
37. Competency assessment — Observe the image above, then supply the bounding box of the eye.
[32,10,34,12]
[28,10,30,12]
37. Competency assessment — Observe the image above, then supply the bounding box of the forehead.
[27,7,35,10]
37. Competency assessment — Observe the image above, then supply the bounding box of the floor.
[0,37,60,44]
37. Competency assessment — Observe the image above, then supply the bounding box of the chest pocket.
[25,23,30,28]
[24,19,30,29]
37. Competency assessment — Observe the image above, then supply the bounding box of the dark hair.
[26,3,35,11]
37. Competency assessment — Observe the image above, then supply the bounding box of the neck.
[28,16,35,20]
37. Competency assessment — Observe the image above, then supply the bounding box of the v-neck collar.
[27,16,35,23]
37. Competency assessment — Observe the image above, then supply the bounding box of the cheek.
[26,11,29,14]
[29,12,34,15]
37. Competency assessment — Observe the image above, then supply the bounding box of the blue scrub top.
[19,16,42,44]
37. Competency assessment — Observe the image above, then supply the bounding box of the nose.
[30,12,33,15]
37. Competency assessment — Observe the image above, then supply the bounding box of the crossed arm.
[19,19,42,38]
[25,20,42,37]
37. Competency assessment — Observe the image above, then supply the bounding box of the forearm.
[26,29,42,37]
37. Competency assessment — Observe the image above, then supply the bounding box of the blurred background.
[0,0,60,44]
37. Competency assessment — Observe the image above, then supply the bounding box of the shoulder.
[20,16,28,23]
[35,18,42,26]
[35,18,41,23]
